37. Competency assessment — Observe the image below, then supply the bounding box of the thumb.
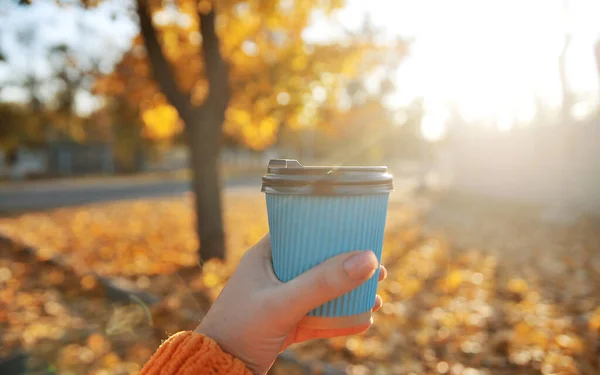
[276,251,379,320]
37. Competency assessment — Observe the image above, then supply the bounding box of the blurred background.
[1,0,600,374]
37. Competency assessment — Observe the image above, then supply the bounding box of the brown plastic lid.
[261,159,393,195]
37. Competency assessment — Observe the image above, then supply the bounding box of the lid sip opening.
[261,159,393,196]
[267,159,303,169]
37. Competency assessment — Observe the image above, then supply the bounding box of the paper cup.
[262,159,392,329]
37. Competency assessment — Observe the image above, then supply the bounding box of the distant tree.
[0,102,32,149]
[558,34,574,121]
[0,0,135,142]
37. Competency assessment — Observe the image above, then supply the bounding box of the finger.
[281,331,297,352]
[240,233,271,263]
[372,294,383,312]
[252,232,271,256]
[276,251,378,320]
[235,233,283,289]
[378,265,387,282]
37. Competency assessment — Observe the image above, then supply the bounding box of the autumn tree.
[294,18,406,165]
[99,0,396,261]
[0,103,36,151]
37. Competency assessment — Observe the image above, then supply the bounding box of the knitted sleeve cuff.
[140,331,252,375]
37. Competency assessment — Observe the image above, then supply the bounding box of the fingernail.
[343,251,378,280]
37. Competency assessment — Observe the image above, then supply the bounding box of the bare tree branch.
[136,0,193,118]
[595,39,600,98]
[199,9,229,115]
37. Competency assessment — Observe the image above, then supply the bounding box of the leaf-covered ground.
[1,190,599,375]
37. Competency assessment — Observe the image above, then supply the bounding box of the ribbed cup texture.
[266,193,389,317]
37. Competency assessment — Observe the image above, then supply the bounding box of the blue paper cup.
[262,159,392,329]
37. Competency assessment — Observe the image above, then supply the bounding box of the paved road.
[0,168,419,214]
[0,177,262,214]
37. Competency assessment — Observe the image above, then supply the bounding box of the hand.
[196,233,386,374]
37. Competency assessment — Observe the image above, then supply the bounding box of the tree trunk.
[186,113,225,261]
[137,1,229,261]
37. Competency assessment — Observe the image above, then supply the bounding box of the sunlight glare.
[333,0,600,124]
[497,116,514,132]
[421,112,447,142]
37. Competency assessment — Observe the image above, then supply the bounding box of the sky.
[1,0,599,139]
[304,0,600,139]
[0,0,137,116]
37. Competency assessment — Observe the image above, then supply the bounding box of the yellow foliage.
[1,191,600,373]
[141,104,183,140]
[94,0,397,149]
[507,278,529,295]
[443,269,464,291]
[589,307,600,331]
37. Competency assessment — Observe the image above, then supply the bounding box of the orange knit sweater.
[140,331,252,375]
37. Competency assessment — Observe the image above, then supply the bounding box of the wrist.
[195,324,252,372]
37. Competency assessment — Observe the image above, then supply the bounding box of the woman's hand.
[196,233,386,374]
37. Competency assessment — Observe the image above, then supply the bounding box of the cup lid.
[261,159,393,195]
